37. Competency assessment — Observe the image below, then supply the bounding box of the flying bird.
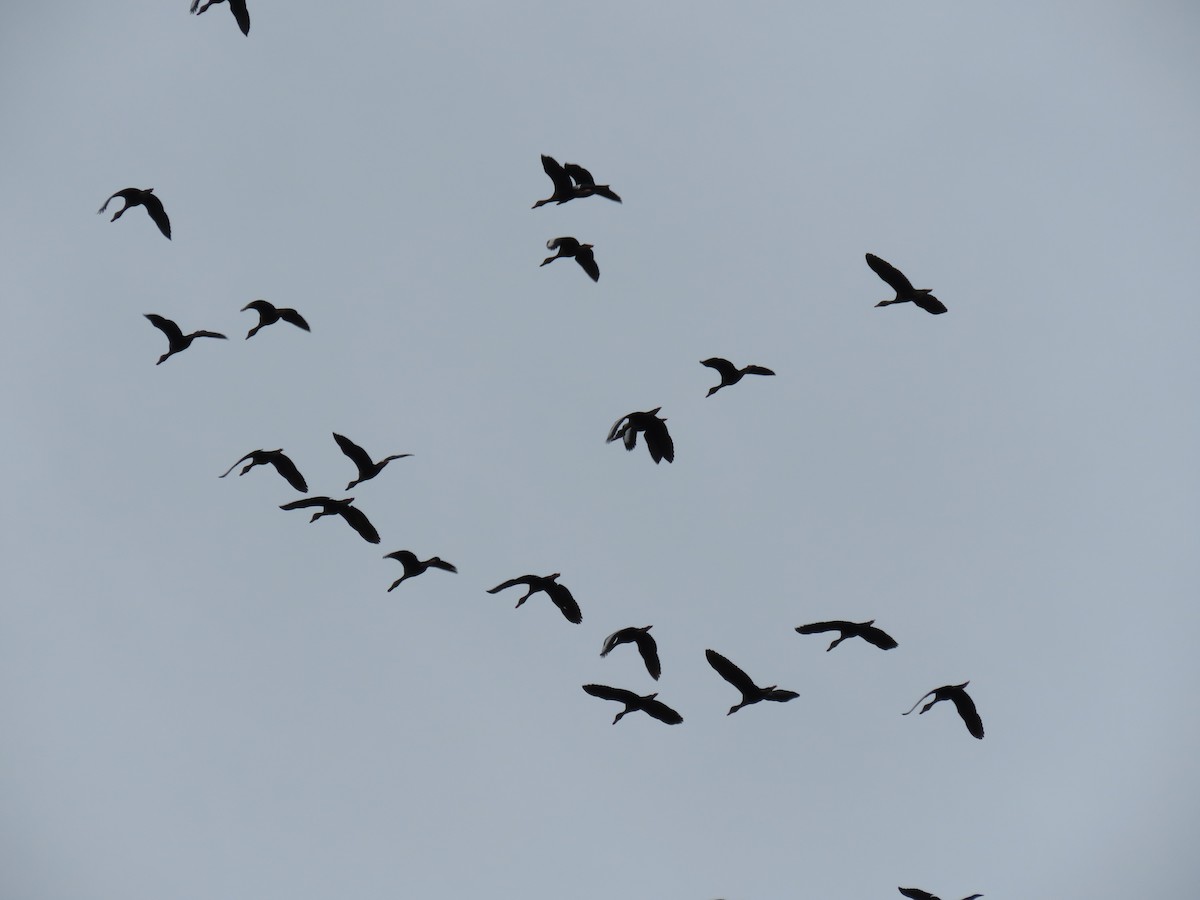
[144,314,227,365]
[383,550,457,592]
[98,188,171,239]
[219,449,307,492]
[866,253,947,315]
[541,237,599,282]
[705,649,799,715]
[795,619,898,652]
[487,573,582,624]
[563,162,621,203]
[582,684,682,725]
[899,889,983,900]
[332,433,412,490]
[700,357,776,397]
[903,682,984,739]
[601,626,661,680]
[532,155,621,208]
[607,408,674,463]
[279,496,380,544]
[190,0,250,36]
[241,300,310,339]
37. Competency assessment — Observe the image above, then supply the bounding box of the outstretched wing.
[633,630,662,680]
[280,496,334,511]
[600,628,629,657]
[144,314,183,345]
[541,155,574,195]
[229,0,250,35]
[582,683,637,704]
[332,432,374,473]
[700,357,739,382]
[764,689,799,703]
[278,308,311,331]
[607,414,631,444]
[427,557,457,573]
[866,253,914,294]
[860,624,899,650]
[219,451,258,478]
[487,576,534,594]
[643,418,674,463]
[384,550,419,571]
[705,649,759,695]
[575,246,599,282]
[339,504,381,544]
[796,621,850,636]
[951,689,985,739]
[268,453,308,492]
[641,697,683,724]
[141,191,171,239]
[563,163,596,187]
[742,365,775,376]
[912,293,948,315]
[547,582,582,624]
[898,889,938,900]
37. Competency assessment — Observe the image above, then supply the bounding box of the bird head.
[156,353,170,365]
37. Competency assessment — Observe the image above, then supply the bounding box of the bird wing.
[913,293,948,315]
[144,314,183,345]
[191,331,228,340]
[339,504,381,544]
[229,0,250,34]
[866,253,915,294]
[332,433,374,473]
[600,628,629,657]
[795,621,849,635]
[641,698,683,724]
[547,582,582,623]
[268,453,308,492]
[278,308,311,331]
[861,624,899,650]
[764,689,799,703]
[700,357,739,382]
[590,186,622,203]
[898,890,938,900]
[742,365,775,376]
[950,689,985,739]
[546,236,579,253]
[607,415,631,444]
[705,649,759,695]
[902,689,938,716]
[487,576,535,594]
[219,451,257,477]
[384,550,418,570]
[140,192,171,239]
[582,683,638,704]
[428,558,457,573]
[97,191,121,213]
[541,155,574,195]
[634,630,662,680]
[280,496,333,511]
[241,299,272,318]
[644,418,674,463]
[562,163,596,187]
[575,246,599,282]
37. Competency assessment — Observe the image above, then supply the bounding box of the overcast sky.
[3,3,1199,899]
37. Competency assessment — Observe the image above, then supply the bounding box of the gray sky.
[3,3,1199,898]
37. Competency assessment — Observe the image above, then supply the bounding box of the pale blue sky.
[2,3,1199,898]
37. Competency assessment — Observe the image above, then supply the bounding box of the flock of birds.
[95,8,981,899]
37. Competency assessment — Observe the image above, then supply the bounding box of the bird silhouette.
[532,155,621,208]
[241,300,310,339]
[144,314,227,365]
[383,550,457,592]
[190,0,250,36]
[541,237,599,282]
[219,449,307,492]
[607,408,674,463]
[706,649,799,715]
[582,684,682,725]
[487,573,582,624]
[98,188,171,239]
[601,626,661,680]
[866,253,947,315]
[795,620,898,651]
[332,433,412,490]
[279,496,380,544]
[899,889,983,900]
[700,357,776,397]
[903,682,984,739]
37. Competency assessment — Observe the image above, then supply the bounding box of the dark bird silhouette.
[582,684,682,725]
[706,648,799,715]
[899,889,983,900]
[700,357,776,397]
[532,155,621,208]
[795,619,898,652]
[383,550,457,592]
[866,253,947,315]
[219,449,307,492]
[279,496,380,544]
[601,626,661,680]
[98,188,171,239]
[903,682,984,739]
[332,433,412,490]
[241,300,310,339]
[607,408,674,463]
[190,0,250,36]
[541,237,599,282]
[487,573,582,624]
[144,314,227,365]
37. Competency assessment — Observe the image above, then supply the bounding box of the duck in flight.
[541,237,599,282]
[601,626,661,680]
[795,619,898,651]
[866,253,947,315]
[144,314,226,365]
[279,496,380,544]
[190,0,250,36]
[332,433,412,490]
[241,300,310,339]
[607,408,674,464]
[582,684,682,725]
[903,682,984,739]
[700,357,776,397]
[220,449,307,492]
[487,573,582,623]
[899,889,983,900]
[706,649,799,715]
[98,188,171,239]
[383,550,457,592]
[532,155,621,208]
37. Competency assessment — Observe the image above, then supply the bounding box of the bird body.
[532,155,621,208]
[144,314,227,364]
[487,573,582,623]
[903,682,984,739]
[332,433,411,490]
[98,188,171,239]
[582,684,682,725]
[600,626,661,680]
[607,408,674,463]
[706,649,798,715]
[795,619,898,651]
[241,300,310,339]
[700,357,776,396]
[866,253,947,315]
[383,550,457,591]
[220,449,307,492]
[279,496,380,544]
[541,236,599,282]
[190,0,250,35]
